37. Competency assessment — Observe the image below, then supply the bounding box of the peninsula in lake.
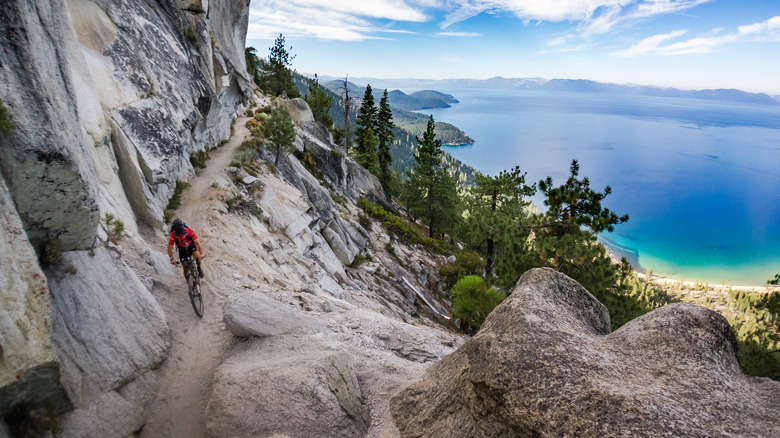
[322,80,474,146]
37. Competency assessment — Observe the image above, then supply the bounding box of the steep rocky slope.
[0,2,462,435]
[0,0,253,434]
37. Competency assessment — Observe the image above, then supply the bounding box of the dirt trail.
[140,116,252,438]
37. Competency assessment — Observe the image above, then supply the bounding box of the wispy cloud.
[248,0,428,41]
[442,1,712,39]
[612,16,780,57]
[436,31,482,37]
[250,1,717,43]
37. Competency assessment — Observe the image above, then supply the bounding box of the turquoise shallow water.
[420,88,780,286]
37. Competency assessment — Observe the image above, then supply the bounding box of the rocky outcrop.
[0,0,252,433]
[47,248,170,406]
[206,350,369,438]
[223,291,326,337]
[390,268,780,437]
[0,179,71,429]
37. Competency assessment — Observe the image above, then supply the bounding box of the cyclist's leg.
[192,248,204,278]
[178,246,189,280]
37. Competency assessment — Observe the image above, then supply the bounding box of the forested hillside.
[296,73,476,184]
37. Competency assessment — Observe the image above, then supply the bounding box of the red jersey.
[169,227,197,248]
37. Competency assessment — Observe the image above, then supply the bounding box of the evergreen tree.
[402,116,461,238]
[463,166,536,278]
[262,104,296,167]
[260,33,300,98]
[244,46,261,85]
[355,126,380,175]
[305,74,333,128]
[538,159,628,235]
[354,85,379,174]
[376,89,397,196]
[530,159,629,295]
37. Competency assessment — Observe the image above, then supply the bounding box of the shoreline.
[601,237,777,293]
[637,272,778,293]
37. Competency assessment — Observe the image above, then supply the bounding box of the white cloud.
[633,0,710,18]
[737,15,780,40]
[442,1,712,35]
[248,0,429,41]
[612,16,780,57]
[436,31,482,37]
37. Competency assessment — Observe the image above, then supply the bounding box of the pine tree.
[376,89,397,196]
[305,74,333,128]
[464,166,536,277]
[260,33,300,98]
[262,104,296,167]
[538,159,629,235]
[244,47,261,85]
[355,126,380,175]
[402,115,460,238]
[530,159,630,295]
[354,85,379,174]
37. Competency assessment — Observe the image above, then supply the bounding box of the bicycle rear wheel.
[188,276,204,317]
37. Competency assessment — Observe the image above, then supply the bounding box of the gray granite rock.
[47,248,170,406]
[391,267,780,438]
[206,350,369,438]
[223,291,326,337]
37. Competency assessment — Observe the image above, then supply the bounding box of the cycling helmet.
[171,218,186,236]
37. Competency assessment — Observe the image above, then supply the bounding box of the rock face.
[0,0,251,433]
[391,268,780,438]
[47,248,170,406]
[206,349,370,438]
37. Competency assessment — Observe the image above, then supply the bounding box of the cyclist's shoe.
[198,266,205,278]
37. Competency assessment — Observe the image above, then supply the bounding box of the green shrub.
[293,150,322,180]
[451,275,506,333]
[33,235,63,267]
[385,242,396,255]
[439,250,486,291]
[225,192,263,219]
[246,108,254,117]
[104,213,125,245]
[0,99,15,136]
[350,254,367,268]
[231,147,259,168]
[185,26,197,42]
[164,181,189,223]
[358,196,421,244]
[190,150,210,169]
[331,191,347,208]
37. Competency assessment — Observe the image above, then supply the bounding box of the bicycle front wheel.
[188,277,204,317]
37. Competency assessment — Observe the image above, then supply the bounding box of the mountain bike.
[177,255,204,317]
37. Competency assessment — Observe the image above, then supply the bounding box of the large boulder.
[391,268,780,437]
[223,291,326,337]
[206,349,369,438]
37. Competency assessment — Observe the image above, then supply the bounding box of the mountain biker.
[167,218,205,279]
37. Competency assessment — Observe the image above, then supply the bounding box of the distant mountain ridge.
[322,80,457,110]
[317,75,780,106]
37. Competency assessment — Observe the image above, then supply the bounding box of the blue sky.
[246,1,780,95]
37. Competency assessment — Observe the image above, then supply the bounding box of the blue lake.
[419,88,780,286]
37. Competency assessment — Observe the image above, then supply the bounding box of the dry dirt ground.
[139,115,252,438]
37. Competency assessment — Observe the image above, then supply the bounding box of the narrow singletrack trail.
[140,115,252,438]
